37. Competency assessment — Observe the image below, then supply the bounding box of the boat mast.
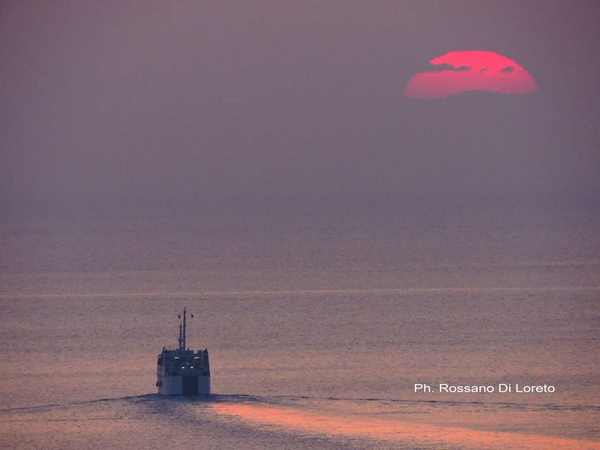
[178,320,182,350]
[177,308,192,351]
[182,307,187,350]
[177,310,184,351]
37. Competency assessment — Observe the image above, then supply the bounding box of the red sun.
[404,50,538,98]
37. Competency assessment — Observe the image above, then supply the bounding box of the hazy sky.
[2,0,599,217]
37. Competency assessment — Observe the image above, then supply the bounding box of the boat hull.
[157,374,211,396]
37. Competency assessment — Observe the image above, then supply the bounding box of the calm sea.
[1,199,599,449]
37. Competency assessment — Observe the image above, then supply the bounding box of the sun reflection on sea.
[212,402,599,450]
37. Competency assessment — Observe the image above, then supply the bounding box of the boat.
[156,308,211,396]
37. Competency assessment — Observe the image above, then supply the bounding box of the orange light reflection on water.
[212,403,598,450]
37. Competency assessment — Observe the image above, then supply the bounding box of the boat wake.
[2,392,599,414]
[2,392,599,450]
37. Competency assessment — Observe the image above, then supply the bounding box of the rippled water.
[1,202,599,449]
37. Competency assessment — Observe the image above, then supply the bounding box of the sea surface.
[1,199,599,449]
